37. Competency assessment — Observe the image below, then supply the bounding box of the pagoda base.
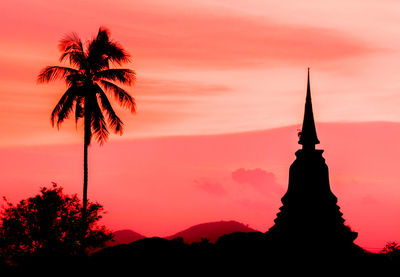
[266,149,358,253]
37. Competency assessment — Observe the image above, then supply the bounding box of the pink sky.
[1,0,400,251]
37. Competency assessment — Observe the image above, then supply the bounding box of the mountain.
[106,229,146,246]
[165,220,258,243]
[107,221,257,247]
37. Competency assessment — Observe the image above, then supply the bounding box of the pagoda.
[267,69,358,252]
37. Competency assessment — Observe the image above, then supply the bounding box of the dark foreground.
[2,232,398,275]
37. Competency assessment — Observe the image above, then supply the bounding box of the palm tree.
[38,27,135,249]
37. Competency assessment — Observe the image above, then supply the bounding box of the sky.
[1,0,400,251]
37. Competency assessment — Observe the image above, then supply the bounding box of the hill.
[106,229,146,246]
[165,220,257,243]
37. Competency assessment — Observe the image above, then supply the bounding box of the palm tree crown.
[38,27,136,144]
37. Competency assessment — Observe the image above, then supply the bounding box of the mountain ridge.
[110,220,258,245]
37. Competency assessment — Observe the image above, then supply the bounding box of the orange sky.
[1,0,400,251]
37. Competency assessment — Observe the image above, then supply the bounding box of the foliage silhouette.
[0,183,112,271]
[382,241,400,253]
[37,27,135,247]
[86,232,399,276]
[381,241,400,262]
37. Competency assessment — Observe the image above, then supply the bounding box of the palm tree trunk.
[81,100,91,253]
[83,143,88,221]
[82,134,88,250]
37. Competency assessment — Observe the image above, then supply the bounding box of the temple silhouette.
[266,69,359,254]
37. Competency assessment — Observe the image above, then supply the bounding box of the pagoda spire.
[267,69,359,257]
[298,68,320,149]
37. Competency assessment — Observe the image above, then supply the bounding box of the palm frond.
[65,73,85,87]
[54,96,77,127]
[37,66,78,83]
[95,69,135,85]
[104,40,131,65]
[87,27,130,71]
[89,96,109,145]
[95,85,123,134]
[75,95,84,124]
[86,27,111,71]
[99,80,136,113]
[59,33,87,69]
[51,87,79,127]
[59,32,82,52]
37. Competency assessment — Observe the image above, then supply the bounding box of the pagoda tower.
[267,69,358,251]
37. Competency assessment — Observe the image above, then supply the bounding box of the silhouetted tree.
[0,183,112,266]
[381,242,400,259]
[200,237,210,245]
[37,27,135,247]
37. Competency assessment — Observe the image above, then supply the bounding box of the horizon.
[2,121,400,252]
[1,0,400,254]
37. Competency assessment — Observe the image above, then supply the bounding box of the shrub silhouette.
[381,242,400,255]
[0,183,112,269]
[381,241,400,263]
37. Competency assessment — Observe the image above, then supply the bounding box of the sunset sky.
[1,0,400,251]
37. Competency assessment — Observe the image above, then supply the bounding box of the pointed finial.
[298,68,320,149]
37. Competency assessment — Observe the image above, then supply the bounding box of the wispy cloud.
[135,78,231,97]
[120,4,375,69]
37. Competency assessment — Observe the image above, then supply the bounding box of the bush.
[0,183,112,267]
[381,241,400,258]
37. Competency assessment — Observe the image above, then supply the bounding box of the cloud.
[1,0,375,71]
[194,179,227,197]
[135,78,231,97]
[118,2,375,69]
[231,168,280,193]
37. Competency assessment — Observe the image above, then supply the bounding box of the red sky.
[1,0,400,251]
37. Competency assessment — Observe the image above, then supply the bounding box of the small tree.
[0,183,112,264]
[381,241,400,258]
